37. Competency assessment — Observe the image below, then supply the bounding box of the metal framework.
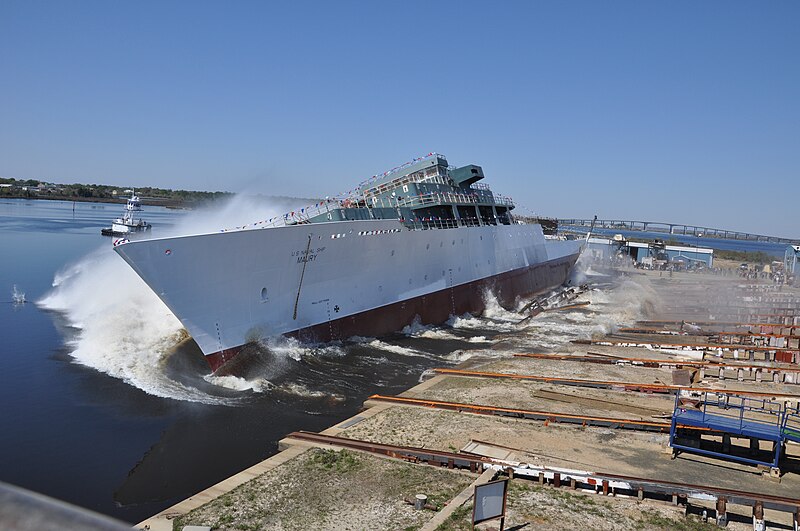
[284,431,800,524]
[670,390,800,469]
[431,368,800,399]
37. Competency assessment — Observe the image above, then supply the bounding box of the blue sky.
[1,1,798,237]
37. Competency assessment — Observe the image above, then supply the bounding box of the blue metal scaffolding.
[670,391,800,470]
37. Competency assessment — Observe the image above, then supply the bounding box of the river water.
[0,197,781,523]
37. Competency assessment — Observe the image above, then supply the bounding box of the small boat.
[101,191,152,236]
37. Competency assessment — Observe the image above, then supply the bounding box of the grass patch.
[302,448,363,473]
[173,448,473,531]
[434,503,472,531]
[634,509,718,530]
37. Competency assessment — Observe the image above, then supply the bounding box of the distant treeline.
[713,249,777,265]
[0,177,232,206]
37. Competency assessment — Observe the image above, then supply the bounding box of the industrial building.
[587,236,714,268]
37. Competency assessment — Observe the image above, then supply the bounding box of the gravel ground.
[165,268,800,531]
[438,480,722,531]
[173,447,475,531]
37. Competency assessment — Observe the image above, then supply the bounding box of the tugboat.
[101,191,152,236]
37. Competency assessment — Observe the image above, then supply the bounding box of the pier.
[560,218,799,245]
[137,265,800,530]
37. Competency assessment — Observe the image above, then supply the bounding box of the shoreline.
[0,194,196,209]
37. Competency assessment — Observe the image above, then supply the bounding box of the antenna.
[585,215,598,243]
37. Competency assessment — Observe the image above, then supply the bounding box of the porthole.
[260,287,268,301]
[426,243,430,250]
[391,250,395,256]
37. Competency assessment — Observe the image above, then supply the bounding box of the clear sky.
[2,1,798,237]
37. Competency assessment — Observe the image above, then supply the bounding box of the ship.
[114,153,584,372]
[101,191,152,236]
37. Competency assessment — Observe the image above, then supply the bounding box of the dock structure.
[559,218,799,245]
[139,262,800,530]
[670,391,800,472]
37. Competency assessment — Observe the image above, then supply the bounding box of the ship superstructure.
[114,154,582,372]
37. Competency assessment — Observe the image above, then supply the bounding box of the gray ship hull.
[115,219,582,372]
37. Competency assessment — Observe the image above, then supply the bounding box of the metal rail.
[431,368,800,399]
[512,352,800,376]
[284,431,800,516]
[620,327,800,341]
[558,218,799,244]
[574,338,800,353]
[367,394,681,432]
[638,320,800,331]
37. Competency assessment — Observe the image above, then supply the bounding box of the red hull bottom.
[205,252,580,372]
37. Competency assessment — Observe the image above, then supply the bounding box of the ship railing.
[395,191,514,209]
[223,198,353,232]
[493,194,515,208]
[470,183,491,191]
[401,216,503,231]
[396,192,480,208]
[402,218,462,231]
[363,171,451,198]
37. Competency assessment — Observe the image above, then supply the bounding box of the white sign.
[473,479,508,526]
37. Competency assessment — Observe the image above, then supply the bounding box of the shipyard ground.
[139,265,800,531]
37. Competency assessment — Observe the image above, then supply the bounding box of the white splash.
[365,339,435,359]
[12,285,26,304]
[279,382,345,401]
[38,195,306,403]
[204,374,275,393]
[482,289,524,322]
[401,316,431,336]
[250,334,348,363]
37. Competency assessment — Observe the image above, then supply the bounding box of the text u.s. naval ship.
[114,153,583,372]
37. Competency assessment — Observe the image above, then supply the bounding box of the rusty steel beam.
[512,352,800,376]
[431,368,800,399]
[638,320,799,329]
[367,394,682,432]
[284,431,800,514]
[574,338,800,353]
[619,327,800,341]
[542,301,591,312]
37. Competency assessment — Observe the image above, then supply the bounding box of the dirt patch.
[437,480,720,530]
[173,447,475,531]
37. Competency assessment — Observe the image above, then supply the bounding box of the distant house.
[0,183,12,188]
[588,237,714,268]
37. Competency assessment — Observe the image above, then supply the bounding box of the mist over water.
[3,196,667,523]
[38,211,655,406]
[37,195,308,404]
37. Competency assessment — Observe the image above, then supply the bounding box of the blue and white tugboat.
[101,191,152,236]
